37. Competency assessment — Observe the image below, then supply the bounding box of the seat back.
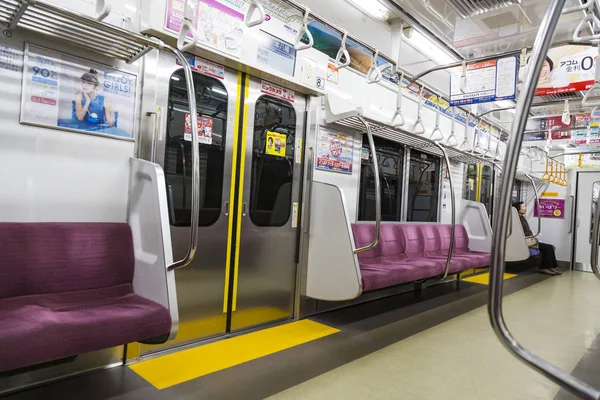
[351,223,384,263]
[0,222,134,299]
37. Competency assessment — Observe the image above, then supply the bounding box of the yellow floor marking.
[463,272,517,285]
[129,320,339,389]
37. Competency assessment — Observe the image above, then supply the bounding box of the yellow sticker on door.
[266,131,286,157]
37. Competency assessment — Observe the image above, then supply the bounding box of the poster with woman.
[20,44,137,139]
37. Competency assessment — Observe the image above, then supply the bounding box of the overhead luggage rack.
[0,0,158,63]
[325,108,491,166]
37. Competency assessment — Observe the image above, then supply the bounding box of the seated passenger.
[512,202,562,276]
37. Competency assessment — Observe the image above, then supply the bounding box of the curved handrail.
[446,106,459,147]
[411,85,426,135]
[167,45,201,271]
[366,50,383,84]
[391,72,405,127]
[335,30,351,69]
[245,0,265,27]
[488,0,600,397]
[590,188,600,281]
[354,115,381,254]
[294,7,313,51]
[434,143,455,280]
[430,94,444,141]
[524,173,542,238]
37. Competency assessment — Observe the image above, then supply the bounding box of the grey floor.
[5,270,600,400]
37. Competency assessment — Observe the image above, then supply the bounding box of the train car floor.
[5,269,597,400]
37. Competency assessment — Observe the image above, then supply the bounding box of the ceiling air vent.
[446,0,520,19]
[481,11,519,29]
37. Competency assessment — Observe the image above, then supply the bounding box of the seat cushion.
[0,284,171,373]
[360,261,442,292]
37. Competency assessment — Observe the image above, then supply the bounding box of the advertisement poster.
[266,131,286,156]
[21,44,136,139]
[316,131,353,174]
[528,45,597,96]
[534,199,565,219]
[539,115,572,139]
[176,54,225,80]
[449,57,517,106]
[573,113,600,144]
[184,114,213,144]
[261,80,295,102]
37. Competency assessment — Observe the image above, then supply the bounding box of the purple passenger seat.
[0,223,172,373]
[351,223,491,292]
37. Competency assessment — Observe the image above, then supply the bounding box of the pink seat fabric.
[351,223,490,292]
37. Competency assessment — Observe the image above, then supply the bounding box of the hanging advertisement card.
[184,114,213,144]
[534,199,565,219]
[316,131,353,174]
[266,131,287,156]
[573,112,600,144]
[539,115,572,139]
[529,45,597,96]
[261,80,295,102]
[449,57,517,106]
[20,44,136,140]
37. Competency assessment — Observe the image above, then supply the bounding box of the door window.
[481,165,494,218]
[463,163,477,202]
[591,182,600,243]
[358,136,403,221]
[164,70,228,227]
[249,96,297,227]
[407,150,440,222]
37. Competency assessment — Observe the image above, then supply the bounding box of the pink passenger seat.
[0,223,172,373]
[351,223,490,292]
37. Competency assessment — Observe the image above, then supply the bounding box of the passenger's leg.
[538,243,559,275]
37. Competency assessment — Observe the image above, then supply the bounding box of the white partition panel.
[460,200,493,253]
[128,158,178,340]
[505,207,531,263]
[306,182,362,301]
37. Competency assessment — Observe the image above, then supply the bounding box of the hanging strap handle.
[366,50,383,84]
[460,60,468,93]
[430,93,444,141]
[411,85,426,135]
[573,2,600,42]
[583,42,600,107]
[472,119,483,154]
[459,113,473,151]
[563,0,594,13]
[518,48,528,84]
[446,106,459,147]
[294,7,313,51]
[245,0,265,27]
[562,99,571,125]
[95,0,111,21]
[177,0,199,52]
[391,72,405,127]
[335,30,351,69]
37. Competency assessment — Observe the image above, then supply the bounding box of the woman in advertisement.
[75,69,116,127]
[536,57,569,89]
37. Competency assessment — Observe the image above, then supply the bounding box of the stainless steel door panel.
[140,52,239,354]
[231,78,305,331]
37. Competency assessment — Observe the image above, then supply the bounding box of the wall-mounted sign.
[534,198,565,219]
[21,44,136,139]
[176,54,225,80]
[530,45,597,96]
[256,32,296,76]
[316,131,353,174]
[265,131,286,156]
[184,114,213,144]
[261,80,295,102]
[449,56,517,106]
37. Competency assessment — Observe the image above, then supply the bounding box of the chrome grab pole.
[489,0,600,398]
[167,45,201,271]
[524,173,542,238]
[590,192,600,281]
[355,115,381,253]
[435,142,455,280]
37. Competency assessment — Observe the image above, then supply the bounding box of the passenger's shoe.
[538,268,557,275]
[549,268,563,275]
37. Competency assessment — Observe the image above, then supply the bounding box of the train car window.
[358,135,403,221]
[511,181,522,203]
[164,70,228,227]
[481,165,494,219]
[407,150,440,222]
[249,96,296,227]
[463,163,478,202]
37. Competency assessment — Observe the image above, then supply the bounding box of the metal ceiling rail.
[476,107,516,118]
[0,0,158,63]
[524,126,588,134]
[326,112,491,165]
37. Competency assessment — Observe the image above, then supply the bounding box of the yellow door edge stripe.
[223,72,243,313]
[129,320,340,390]
[475,163,483,203]
[232,74,251,312]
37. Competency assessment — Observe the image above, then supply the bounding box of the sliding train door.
[230,76,305,332]
[140,61,304,354]
[573,172,600,272]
